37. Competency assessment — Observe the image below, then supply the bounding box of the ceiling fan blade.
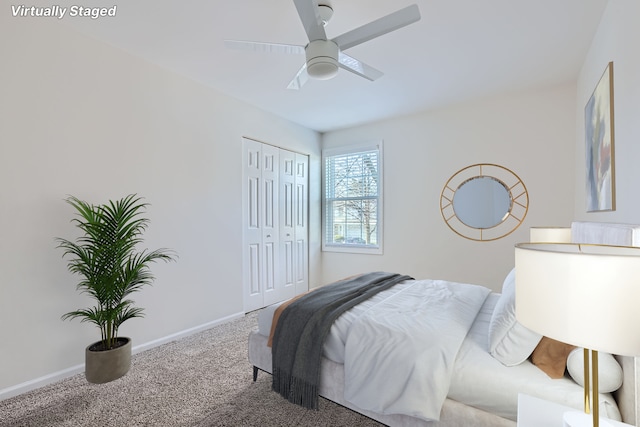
[293,0,327,42]
[332,4,421,51]
[287,64,310,90]
[224,40,305,55]
[338,52,384,81]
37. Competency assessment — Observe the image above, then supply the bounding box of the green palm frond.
[56,194,176,350]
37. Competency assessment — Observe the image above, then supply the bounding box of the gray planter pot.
[85,337,131,384]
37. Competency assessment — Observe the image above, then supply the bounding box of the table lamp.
[529,226,571,244]
[515,243,640,427]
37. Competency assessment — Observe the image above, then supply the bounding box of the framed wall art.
[585,61,615,212]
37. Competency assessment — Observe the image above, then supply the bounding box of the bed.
[248,221,640,426]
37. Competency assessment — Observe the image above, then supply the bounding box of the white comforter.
[343,279,491,421]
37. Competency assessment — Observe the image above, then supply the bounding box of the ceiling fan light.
[307,58,339,80]
[306,40,339,80]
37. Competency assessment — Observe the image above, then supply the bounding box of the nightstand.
[517,394,633,427]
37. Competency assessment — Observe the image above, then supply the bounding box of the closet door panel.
[279,149,297,301]
[262,144,281,306]
[243,139,265,312]
[294,153,309,294]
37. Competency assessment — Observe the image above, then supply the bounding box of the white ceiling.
[61,0,609,133]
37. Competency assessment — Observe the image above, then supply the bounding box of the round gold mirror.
[440,164,528,241]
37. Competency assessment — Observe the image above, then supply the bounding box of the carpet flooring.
[0,312,383,427]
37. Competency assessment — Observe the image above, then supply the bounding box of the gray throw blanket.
[271,271,412,410]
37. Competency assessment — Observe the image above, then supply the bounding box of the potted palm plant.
[56,194,176,384]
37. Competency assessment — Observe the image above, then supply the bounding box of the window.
[322,142,383,254]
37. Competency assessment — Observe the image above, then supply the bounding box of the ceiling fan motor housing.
[317,4,334,26]
[306,40,339,80]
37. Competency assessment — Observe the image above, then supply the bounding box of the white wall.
[574,0,640,222]
[321,85,577,289]
[0,17,321,395]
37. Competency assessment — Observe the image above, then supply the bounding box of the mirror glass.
[453,177,512,229]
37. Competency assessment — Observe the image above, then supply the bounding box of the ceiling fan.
[224,0,421,90]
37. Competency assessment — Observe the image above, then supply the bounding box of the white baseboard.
[131,311,244,354]
[0,311,245,401]
[0,364,86,401]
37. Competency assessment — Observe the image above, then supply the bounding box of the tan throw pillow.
[531,336,576,378]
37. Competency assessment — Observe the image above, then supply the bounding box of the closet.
[242,138,309,312]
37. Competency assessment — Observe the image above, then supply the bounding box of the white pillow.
[488,268,542,366]
[566,348,623,393]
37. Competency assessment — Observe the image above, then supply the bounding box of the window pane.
[326,150,378,199]
[326,199,378,245]
[324,147,380,249]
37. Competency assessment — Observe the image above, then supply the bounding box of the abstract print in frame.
[585,61,615,212]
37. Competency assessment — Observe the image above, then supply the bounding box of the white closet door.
[261,144,281,306]
[242,138,308,312]
[242,138,264,312]
[278,149,298,301]
[294,153,309,295]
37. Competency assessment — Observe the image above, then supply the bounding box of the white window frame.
[322,141,383,254]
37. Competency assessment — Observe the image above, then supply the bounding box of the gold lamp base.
[576,349,606,427]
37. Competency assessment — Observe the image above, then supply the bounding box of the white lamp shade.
[529,227,571,243]
[515,243,640,356]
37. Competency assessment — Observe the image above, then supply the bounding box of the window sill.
[322,244,383,255]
